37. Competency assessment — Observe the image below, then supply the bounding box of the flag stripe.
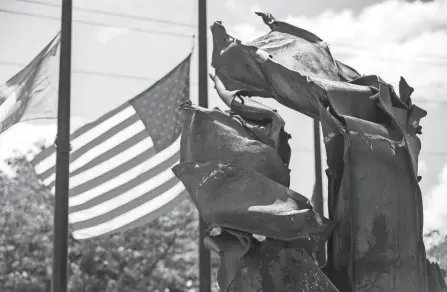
[110,190,187,233]
[44,120,147,187]
[64,115,143,177]
[43,130,151,189]
[98,190,187,236]
[69,151,180,212]
[71,184,187,240]
[40,116,143,181]
[70,131,148,177]
[70,102,130,141]
[68,136,154,189]
[68,114,141,163]
[70,172,180,227]
[68,137,181,206]
[70,136,153,183]
[34,105,136,175]
[33,145,56,166]
[67,147,158,198]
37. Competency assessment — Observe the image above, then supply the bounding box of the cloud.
[283,0,447,101]
[228,24,265,43]
[249,4,263,15]
[228,0,447,101]
[224,0,238,10]
[419,160,428,174]
[97,27,129,44]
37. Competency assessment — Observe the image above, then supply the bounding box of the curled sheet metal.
[178,102,291,187]
[209,73,292,164]
[172,161,330,244]
[205,11,443,292]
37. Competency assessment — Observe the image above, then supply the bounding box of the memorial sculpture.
[173,12,447,292]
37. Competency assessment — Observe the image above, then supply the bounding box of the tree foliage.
[428,235,447,282]
[0,156,219,292]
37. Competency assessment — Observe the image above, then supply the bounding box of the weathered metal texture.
[173,97,336,290]
[178,102,291,187]
[173,160,329,244]
[218,240,339,292]
[206,11,446,292]
[319,94,428,292]
[316,79,430,291]
[173,159,336,291]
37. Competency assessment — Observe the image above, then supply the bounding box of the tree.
[0,155,218,292]
[427,236,447,283]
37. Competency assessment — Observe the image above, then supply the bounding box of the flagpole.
[313,119,325,266]
[52,0,72,291]
[198,0,211,291]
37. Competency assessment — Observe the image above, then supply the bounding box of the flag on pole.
[0,34,60,134]
[31,54,191,240]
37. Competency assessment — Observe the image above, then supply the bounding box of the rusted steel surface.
[173,160,329,244]
[173,98,335,290]
[173,93,336,290]
[173,162,336,291]
[177,102,291,186]
[174,10,447,292]
[218,240,339,292]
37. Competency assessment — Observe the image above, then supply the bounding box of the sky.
[0,0,446,244]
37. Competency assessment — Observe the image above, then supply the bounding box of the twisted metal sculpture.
[173,12,447,292]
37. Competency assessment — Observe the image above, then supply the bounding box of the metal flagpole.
[313,119,325,266]
[313,120,323,209]
[198,0,211,291]
[52,0,72,291]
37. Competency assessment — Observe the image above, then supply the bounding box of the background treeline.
[0,156,219,292]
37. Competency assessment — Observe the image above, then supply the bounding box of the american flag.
[31,55,191,240]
